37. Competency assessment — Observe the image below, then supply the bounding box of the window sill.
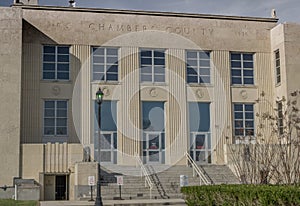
[140,82,168,86]
[92,81,120,85]
[41,79,72,84]
[187,83,214,87]
[275,83,281,87]
[231,85,257,89]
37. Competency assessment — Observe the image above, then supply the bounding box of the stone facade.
[0,3,299,201]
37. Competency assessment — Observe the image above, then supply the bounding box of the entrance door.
[55,175,67,200]
[143,132,165,164]
[99,132,117,164]
[190,133,211,164]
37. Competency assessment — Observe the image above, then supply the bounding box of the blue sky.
[1,0,299,23]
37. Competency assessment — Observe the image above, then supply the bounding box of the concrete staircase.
[98,164,240,201]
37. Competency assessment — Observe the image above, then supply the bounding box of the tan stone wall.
[0,7,22,185]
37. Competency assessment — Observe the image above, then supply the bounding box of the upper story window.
[231,53,254,85]
[140,49,165,83]
[44,100,68,136]
[186,51,211,84]
[92,47,118,82]
[233,103,254,137]
[43,45,70,80]
[277,101,284,135]
[275,50,281,84]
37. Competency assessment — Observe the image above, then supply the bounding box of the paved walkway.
[40,198,187,206]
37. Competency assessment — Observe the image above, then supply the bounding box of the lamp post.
[95,87,104,206]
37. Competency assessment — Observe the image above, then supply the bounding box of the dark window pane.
[199,52,210,59]
[154,75,165,82]
[93,48,104,55]
[154,66,164,74]
[187,60,197,67]
[57,72,69,80]
[57,64,69,71]
[45,109,55,117]
[154,58,165,65]
[243,62,253,68]
[44,46,55,53]
[231,53,241,60]
[57,101,67,108]
[57,55,69,62]
[234,104,243,111]
[244,78,254,84]
[245,104,253,111]
[154,51,164,57]
[235,120,244,127]
[93,56,104,63]
[44,127,55,135]
[235,129,244,136]
[234,112,243,119]
[200,76,210,84]
[231,69,241,76]
[44,118,55,127]
[56,127,67,135]
[107,56,118,64]
[187,76,198,83]
[141,50,152,57]
[232,77,242,84]
[107,48,118,56]
[141,66,152,74]
[141,58,152,65]
[43,63,55,71]
[106,74,118,81]
[57,110,67,117]
[187,68,197,75]
[93,65,105,73]
[44,54,55,62]
[243,54,253,61]
[200,60,210,67]
[243,70,253,76]
[57,46,69,54]
[187,52,197,58]
[107,65,118,73]
[57,118,67,127]
[141,74,152,82]
[245,121,254,127]
[231,61,241,68]
[245,113,254,119]
[199,68,210,75]
[93,73,105,81]
[43,72,55,79]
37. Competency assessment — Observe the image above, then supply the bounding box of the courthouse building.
[0,0,300,201]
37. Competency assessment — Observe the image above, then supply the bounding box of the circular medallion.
[240,90,248,99]
[149,88,158,97]
[52,86,61,96]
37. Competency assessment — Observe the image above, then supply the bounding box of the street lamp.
[95,87,104,206]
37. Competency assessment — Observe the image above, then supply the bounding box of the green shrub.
[0,199,38,206]
[181,184,300,206]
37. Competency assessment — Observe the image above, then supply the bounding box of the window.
[277,101,284,135]
[43,45,70,80]
[94,101,118,163]
[275,50,281,84]
[186,51,211,84]
[44,100,68,136]
[188,102,211,163]
[231,53,254,85]
[233,104,254,137]
[92,47,118,81]
[140,49,165,83]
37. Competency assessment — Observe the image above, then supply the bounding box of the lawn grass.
[0,199,38,206]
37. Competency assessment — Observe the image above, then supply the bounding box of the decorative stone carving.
[196,89,204,98]
[102,87,110,96]
[149,88,158,97]
[51,86,61,96]
[240,90,248,99]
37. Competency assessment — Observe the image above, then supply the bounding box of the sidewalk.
[39,198,187,206]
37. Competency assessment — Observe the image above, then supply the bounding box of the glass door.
[143,132,165,164]
[190,133,211,164]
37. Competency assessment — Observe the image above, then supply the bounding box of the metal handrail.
[134,153,154,199]
[184,151,211,185]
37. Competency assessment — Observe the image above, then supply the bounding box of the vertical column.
[166,49,188,165]
[212,51,232,164]
[119,47,140,165]
[70,45,90,145]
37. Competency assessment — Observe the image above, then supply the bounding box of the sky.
[0,0,299,23]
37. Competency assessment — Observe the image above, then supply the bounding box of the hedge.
[181,184,300,206]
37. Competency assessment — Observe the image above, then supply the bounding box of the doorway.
[55,175,68,200]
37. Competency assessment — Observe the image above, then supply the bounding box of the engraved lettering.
[143,25,147,31]
[117,25,124,31]
[127,25,132,31]
[99,23,105,30]
[108,24,113,31]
